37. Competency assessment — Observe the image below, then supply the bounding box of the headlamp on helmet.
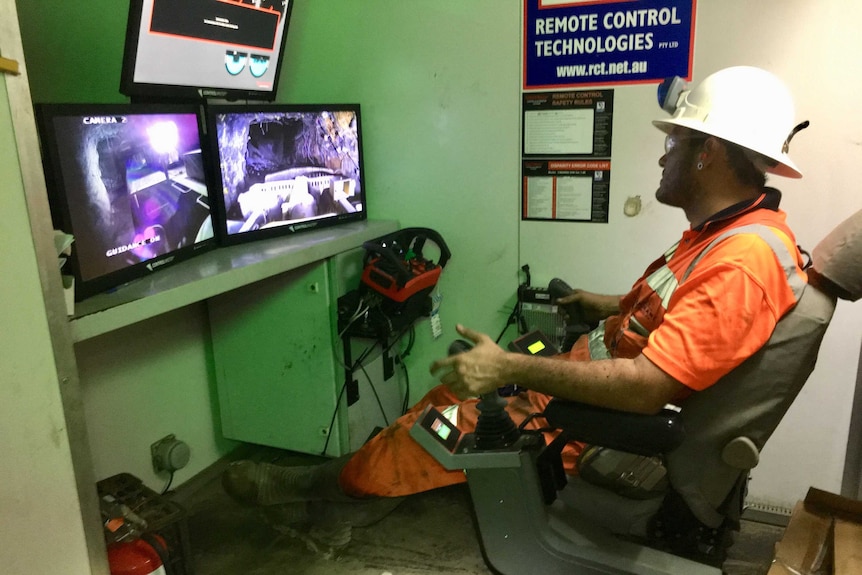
[657,76,689,115]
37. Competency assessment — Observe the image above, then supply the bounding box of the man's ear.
[699,137,723,167]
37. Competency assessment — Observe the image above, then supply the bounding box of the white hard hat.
[653,66,805,179]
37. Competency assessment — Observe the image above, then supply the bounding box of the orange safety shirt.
[570,188,806,392]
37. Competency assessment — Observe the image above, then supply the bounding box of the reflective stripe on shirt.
[587,320,612,360]
[588,224,802,360]
[682,224,806,299]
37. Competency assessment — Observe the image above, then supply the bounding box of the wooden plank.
[0,55,19,74]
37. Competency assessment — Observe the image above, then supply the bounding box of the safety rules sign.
[523,0,696,90]
[521,90,613,223]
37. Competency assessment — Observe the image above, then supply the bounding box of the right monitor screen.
[206,103,367,245]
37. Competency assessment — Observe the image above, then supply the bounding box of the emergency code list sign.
[524,0,695,89]
[523,160,610,222]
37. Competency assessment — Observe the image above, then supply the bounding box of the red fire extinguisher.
[107,534,170,575]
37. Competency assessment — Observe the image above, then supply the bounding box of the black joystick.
[548,278,592,352]
[547,278,585,323]
[448,339,473,355]
[447,340,520,450]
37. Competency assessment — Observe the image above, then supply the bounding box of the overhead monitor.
[120,0,295,101]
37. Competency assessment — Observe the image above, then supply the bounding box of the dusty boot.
[222,455,353,506]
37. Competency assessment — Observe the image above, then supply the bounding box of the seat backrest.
[667,283,835,527]
[667,208,862,528]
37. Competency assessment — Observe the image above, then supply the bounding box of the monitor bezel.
[119,0,296,102]
[36,102,218,302]
[204,102,369,247]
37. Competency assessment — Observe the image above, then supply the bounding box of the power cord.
[496,264,531,343]
[160,470,175,495]
[338,295,372,339]
[323,322,415,455]
[321,376,351,456]
[357,361,391,427]
[396,325,416,414]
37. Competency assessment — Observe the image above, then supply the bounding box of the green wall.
[19,0,127,103]
[279,1,523,371]
[17,0,522,465]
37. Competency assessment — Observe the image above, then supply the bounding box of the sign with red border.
[524,0,696,90]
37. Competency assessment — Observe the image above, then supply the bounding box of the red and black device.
[360,227,451,304]
[338,227,450,404]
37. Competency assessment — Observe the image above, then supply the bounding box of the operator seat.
[410,209,862,574]
[543,207,862,566]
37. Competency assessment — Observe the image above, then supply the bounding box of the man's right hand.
[556,290,623,325]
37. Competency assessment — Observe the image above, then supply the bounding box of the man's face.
[656,129,703,208]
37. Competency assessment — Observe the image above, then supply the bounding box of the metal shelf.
[70,219,399,342]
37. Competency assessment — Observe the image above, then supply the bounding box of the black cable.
[322,337,379,455]
[325,318,419,454]
[400,325,416,359]
[322,326,409,455]
[496,265,532,343]
[358,361,391,427]
[496,298,522,343]
[397,325,415,414]
[160,470,175,495]
[321,376,350,455]
[399,356,411,415]
[375,324,416,417]
[352,339,379,367]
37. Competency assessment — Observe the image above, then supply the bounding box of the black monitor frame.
[120,0,296,102]
[204,102,368,246]
[36,102,218,301]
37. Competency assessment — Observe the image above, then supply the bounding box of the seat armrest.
[721,436,760,469]
[543,399,685,456]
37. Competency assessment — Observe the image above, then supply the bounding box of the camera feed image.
[213,108,364,236]
[51,112,213,283]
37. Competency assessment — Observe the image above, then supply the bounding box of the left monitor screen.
[38,104,216,301]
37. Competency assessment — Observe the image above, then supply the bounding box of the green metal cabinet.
[208,249,405,457]
[209,261,346,456]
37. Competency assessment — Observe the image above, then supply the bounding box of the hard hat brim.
[652,118,803,179]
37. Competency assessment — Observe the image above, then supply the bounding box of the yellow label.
[527,341,546,354]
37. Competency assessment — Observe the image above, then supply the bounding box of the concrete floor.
[170,449,785,575]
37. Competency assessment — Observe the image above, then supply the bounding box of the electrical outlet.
[151,434,191,473]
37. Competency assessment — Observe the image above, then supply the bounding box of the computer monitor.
[120,0,295,102]
[205,103,367,245]
[37,103,216,301]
